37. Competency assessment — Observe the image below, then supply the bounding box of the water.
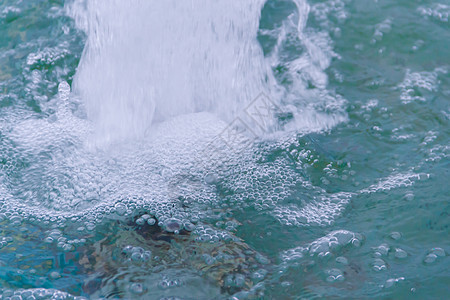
[0,0,448,299]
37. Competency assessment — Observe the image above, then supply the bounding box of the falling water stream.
[0,0,448,298]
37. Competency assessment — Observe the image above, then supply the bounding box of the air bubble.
[430,247,445,257]
[251,269,268,282]
[202,254,215,265]
[424,247,446,264]
[351,238,361,247]
[395,248,408,259]
[0,288,85,300]
[390,232,402,240]
[183,221,196,231]
[58,81,71,101]
[132,247,144,254]
[49,271,61,279]
[130,283,144,294]
[141,214,151,220]
[9,215,23,226]
[404,193,414,201]
[424,253,437,264]
[373,244,390,257]
[204,173,218,184]
[384,277,405,288]
[308,230,363,257]
[62,243,74,252]
[135,217,145,225]
[142,250,152,261]
[122,245,134,255]
[255,253,270,265]
[163,218,183,233]
[325,268,345,282]
[159,277,182,289]
[371,258,387,272]
[224,274,246,288]
[48,230,62,239]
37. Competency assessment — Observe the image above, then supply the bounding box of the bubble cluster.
[397,68,447,104]
[418,3,450,23]
[0,0,354,240]
[213,137,356,228]
[282,230,363,261]
[26,47,70,70]
[224,273,247,289]
[335,256,348,265]
[0,288,86,300]
[135,214,156,226]
[0,236,13,249]
[371,19,392,44]
[0,111,229,230]
[192,224,237,243]
[371,258,387,272]
[372,243,390,257]
[324,268,345,282]
[1,0,448,298]
[423,247,446,264]
[310,0,348,30]
[360,171,423,194]
[122,245,152,263]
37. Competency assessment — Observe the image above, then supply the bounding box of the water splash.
[67,0,345,145]
[68,0,276,144]
[0,0,350,227]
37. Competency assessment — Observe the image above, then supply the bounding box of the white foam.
[3,109,228,220]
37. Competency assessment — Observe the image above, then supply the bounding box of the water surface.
[0,0,448,299]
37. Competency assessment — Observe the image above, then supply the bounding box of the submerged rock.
[76,213,269,298]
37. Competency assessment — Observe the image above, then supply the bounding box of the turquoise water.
[0,0,449,299]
